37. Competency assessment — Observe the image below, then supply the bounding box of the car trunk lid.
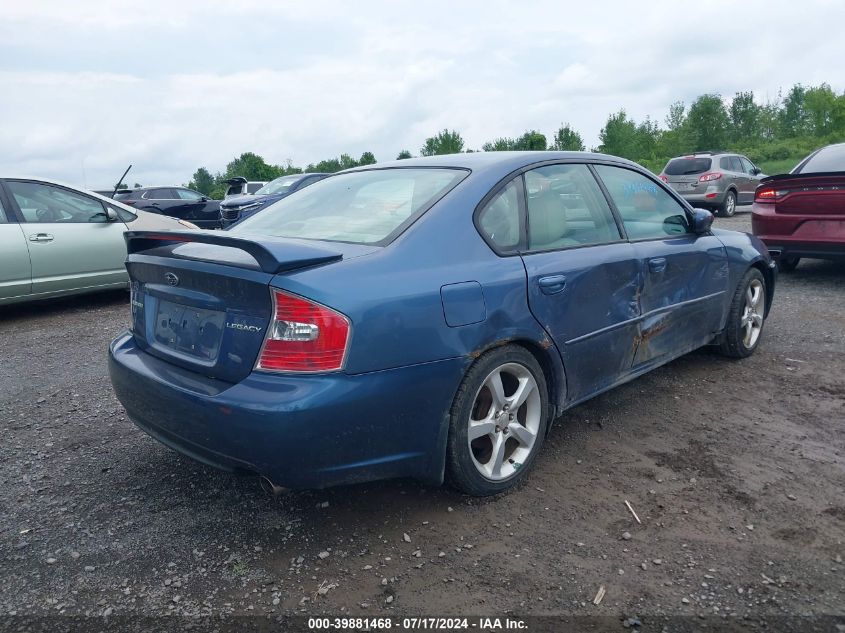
[756,172,845,215]
[124,231,347,383]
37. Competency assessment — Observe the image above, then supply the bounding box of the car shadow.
[0,289,128,322]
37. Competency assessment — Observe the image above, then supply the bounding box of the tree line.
[179,83,843,197]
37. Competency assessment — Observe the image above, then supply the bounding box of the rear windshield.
[664,157,712,175]
[255,175,300,195]
[230,168,467,245]
[113,192,133,200]
[793,144,845,174]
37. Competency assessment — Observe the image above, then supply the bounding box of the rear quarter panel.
[711,228,776,317]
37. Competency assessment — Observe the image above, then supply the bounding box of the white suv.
[223,177,267,200]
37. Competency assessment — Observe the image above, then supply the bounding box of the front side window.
[524,164,621,251]
[0,196,7,222]
[7,181,107,224]
[477,178,521,252]
[175,189,203,201]
[231,168,466,245]
[739,157,756,174]
[594,165,690,240]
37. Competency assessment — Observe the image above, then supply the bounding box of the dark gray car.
[659,152,765,217]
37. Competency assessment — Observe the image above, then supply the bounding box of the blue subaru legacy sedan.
[108,152,776,496]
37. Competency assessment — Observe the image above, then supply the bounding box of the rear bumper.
[677,189,726,207]
[752,204,845,260]
[108,331,466,488]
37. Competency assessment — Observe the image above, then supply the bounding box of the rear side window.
[0,196,7,222]
[664,157,711,175]
[524,164,620,250]
[729,156,743,172]
[175,189,203,201]
[231,168,467,245]
[247,183,263,194]
[7,181,108,224]
[477,178,522,252]
[719,157,733,170]
[794,143,845,173]
[147,188,175,199]
[594,166,690,240]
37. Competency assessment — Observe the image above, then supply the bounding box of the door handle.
[28,233,54,243]
[648,257,667,273]
[538,275,567,295]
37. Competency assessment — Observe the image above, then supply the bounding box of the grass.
[757,158,801,176]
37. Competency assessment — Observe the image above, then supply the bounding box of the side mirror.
[690,208,714,234]
[106,207,119,221]
[200,196,209,202]
[751,167,762,176]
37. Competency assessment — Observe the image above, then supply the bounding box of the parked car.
[0,178,196,306]
[113,186,221,229]
[223,177,267,200]
[659,151,765,217]
[220,173,330,228]
[752,142,845,271]
[108,152,776,496]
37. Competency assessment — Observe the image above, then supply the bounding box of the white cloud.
[0,0,842,188]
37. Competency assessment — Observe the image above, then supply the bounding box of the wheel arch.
[749,260,775,317]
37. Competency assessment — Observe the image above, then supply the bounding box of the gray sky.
[1,0,842,189]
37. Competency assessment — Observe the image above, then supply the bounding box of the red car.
[752,143,845,271]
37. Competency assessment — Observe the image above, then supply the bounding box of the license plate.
[153,299,225,361]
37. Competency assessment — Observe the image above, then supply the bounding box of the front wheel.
[717,268,767,358]
[718,190,737,217]
[446,346,550,496]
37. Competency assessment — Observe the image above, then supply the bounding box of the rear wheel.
[777,255,800,272]
[718,190,737,217]
[717,268,767,358]
[446,346,549,496]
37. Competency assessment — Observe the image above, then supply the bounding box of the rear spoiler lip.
[124,230,343,274]
[761,170,845,184]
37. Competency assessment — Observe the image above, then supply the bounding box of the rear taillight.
[698,172,722,182]
[659,174,668,182]
[755,187,788,202]
[256,289,350,373]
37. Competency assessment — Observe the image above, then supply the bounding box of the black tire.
[777,256,800,272]
[717,268,767,359]
[446,345,550,496]
[718,190,737,217]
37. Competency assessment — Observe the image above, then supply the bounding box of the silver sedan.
[0,178,196,305]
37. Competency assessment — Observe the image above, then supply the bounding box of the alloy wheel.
[741,278,764,348]
[467,362,542,481]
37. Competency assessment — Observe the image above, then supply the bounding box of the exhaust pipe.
[259,475,288,497]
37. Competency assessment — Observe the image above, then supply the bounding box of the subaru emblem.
[164,272,179,287]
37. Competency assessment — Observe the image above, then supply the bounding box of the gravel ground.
[1,209,843,627]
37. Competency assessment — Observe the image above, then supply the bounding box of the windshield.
[255,176,301,195]
[664,157,712,175]
[230,168,467,245]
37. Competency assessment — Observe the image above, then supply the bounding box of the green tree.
[133,182,142,188]
[358,151,377,166]
[686,94,730,150]
[188,167,215,195]
[729,91,761,143]
[225,152,282,181]
[420,129,464,156]
[482,137,517,151]
[804,83,838,137]
[779,85,810,138]
[396,150,412,160]
[598,110,640,159]
[550,123,585,151]
[659,101,694,156]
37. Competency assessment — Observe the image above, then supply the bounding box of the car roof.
[341,151,642,175]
